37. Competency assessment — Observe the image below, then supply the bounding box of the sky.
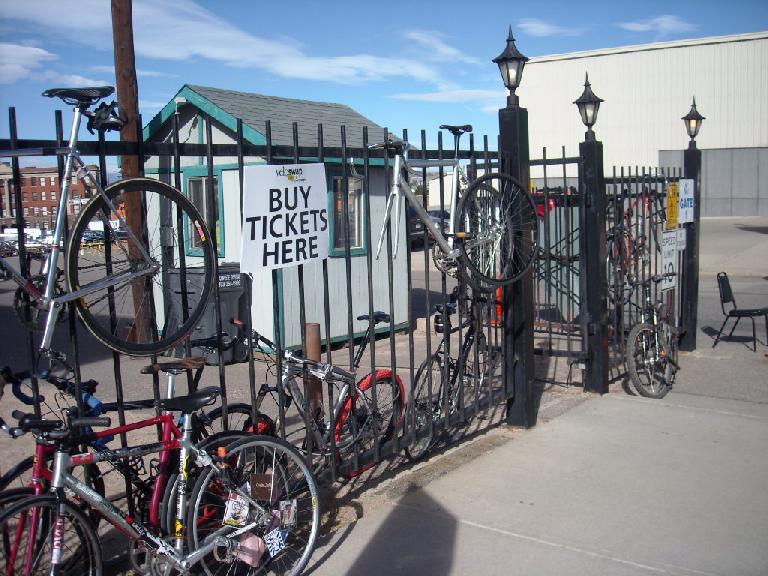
[0,0,766,155]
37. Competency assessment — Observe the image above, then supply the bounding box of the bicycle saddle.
[357,311,390,324]
[41,86,114,105]
[439,124,473,136]
[157,386,221,413]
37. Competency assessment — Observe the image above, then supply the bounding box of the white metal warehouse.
[521,31,768,215]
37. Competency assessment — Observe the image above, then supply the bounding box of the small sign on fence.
[241,163,330,274]
[678,179,695,224]
[666,182,679,230]
[662,230,678,291]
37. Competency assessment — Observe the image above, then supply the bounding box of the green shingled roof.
[145,84,388,148]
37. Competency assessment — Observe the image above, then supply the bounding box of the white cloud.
[518,18,584,38]
[403,30,480,65]
[0,0,445,86]
[33,70,107,86]
[391,89,503,103]
[0,43,56,84]
[618,15,697,37]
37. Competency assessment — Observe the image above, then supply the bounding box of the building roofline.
[529,30,768,64]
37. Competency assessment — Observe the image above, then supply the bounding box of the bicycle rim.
[67,178,214,356]
[404,354,442,461]
[626,323,671,398]
[456,173,538,289]
[188,436,320,576]
[0,495,102,575]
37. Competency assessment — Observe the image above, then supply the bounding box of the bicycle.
[624,273,680,399]
[0,389,320,575]
[406,287,500,460]
[235,313,405,477]
[373,125,538,292]
[606,186,666,302]
[0,358,258,548]
[0,86,215,357]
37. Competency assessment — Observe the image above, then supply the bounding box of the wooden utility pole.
[111,0,150,342]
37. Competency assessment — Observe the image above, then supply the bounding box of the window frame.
[183,166,224,258]
[327,170,367,258]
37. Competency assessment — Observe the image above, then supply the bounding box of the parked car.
[408,207,451,247]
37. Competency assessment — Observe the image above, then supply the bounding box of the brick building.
[0,163,100,232]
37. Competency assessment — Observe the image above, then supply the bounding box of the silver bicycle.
[373,124,538,291]
[0,86,215,356]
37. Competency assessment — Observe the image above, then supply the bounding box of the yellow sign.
[666,183,679,230]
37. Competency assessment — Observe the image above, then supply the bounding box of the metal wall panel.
[524,33,768,175]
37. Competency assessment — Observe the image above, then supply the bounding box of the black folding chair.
[713,272,768,352]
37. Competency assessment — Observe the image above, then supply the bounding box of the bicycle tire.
[335,370,405,476]
[626,322,674,399]
[187,435,320,576]
[0,494,102,575]
[67,177,215,356]
[456,173,538,290]
[159,430,254,538]
[404,354,443,461]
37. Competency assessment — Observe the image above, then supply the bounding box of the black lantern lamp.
[574,72,603,140]
[682,96,705,146]
[493,26,529,107]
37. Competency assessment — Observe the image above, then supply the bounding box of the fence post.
[578,137,609,393]
[679,144,701,351]
[495,29,536,428]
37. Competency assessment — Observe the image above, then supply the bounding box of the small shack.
[143,85,408,348]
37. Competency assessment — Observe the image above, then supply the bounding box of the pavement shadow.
[339,491,457,575]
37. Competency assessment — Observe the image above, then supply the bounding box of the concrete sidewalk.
[309,392,768,576]
[305,217,768,576]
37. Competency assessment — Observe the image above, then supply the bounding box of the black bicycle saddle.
[42,87,115,105]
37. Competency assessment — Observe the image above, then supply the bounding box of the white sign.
[241,163,329,273]
[661,230,678,291]
[678,179,695,224]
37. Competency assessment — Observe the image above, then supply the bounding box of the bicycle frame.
[0,105,156,353]
[375,146,464,260]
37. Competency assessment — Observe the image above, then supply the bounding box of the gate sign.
[665,182,679,230]
[678,179,695,224]
[241,163,329,273]
[661,230,678,291]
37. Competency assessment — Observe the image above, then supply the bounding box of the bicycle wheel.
[456,173,538,290]
[0,494,102,575]
[197,403,262,440]
[404,354,444,461]
[626,322,674,399]
[67,177,214,356]
[335,370,405,475]
[187,435,320,576]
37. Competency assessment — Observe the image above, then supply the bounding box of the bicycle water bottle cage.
[87,101,128,134]
[42,86,115,106]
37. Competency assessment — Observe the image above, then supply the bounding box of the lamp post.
[495,28,535,427]
[493,26,529,108]
[680,97,704,351]
[575,73,608,394]
[574,73,604,141]
[682,96,705,147]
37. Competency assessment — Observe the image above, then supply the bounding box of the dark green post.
[494,27,536,428]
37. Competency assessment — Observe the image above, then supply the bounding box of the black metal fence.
[0,107,510,494]
[530,149,690,386]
